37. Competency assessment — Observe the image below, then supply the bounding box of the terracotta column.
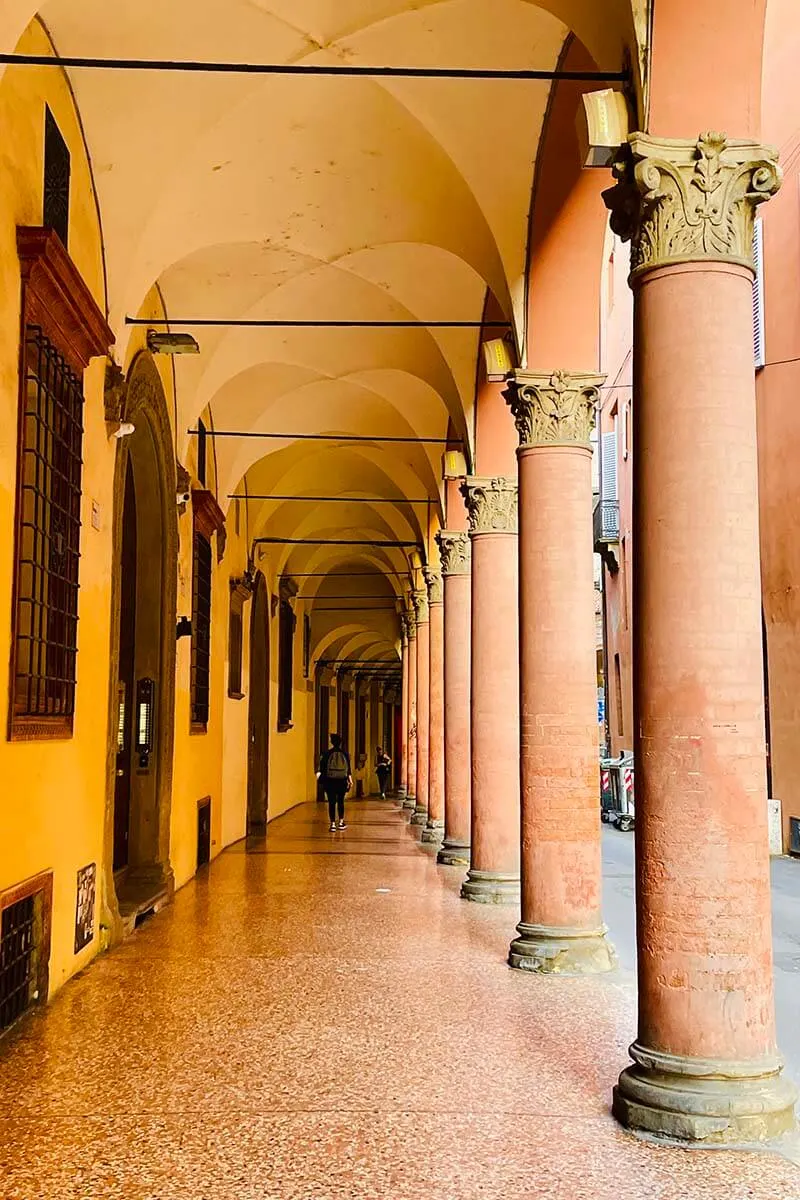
[404,608,417,810]
[397,617,409,802]
[412,587,430,825]
[460,477,520,902]
[503,372,616,973]
[435,531,472,866]
[421,569,445,845]
[603,134,795,1141]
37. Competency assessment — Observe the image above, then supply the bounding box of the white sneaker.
[329,822,336,832]
[338,820,347,830]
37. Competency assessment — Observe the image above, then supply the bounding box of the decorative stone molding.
[104,363,127,423]
[460,476,518,535]
[505,371,604,448]
[406,607,417,639]
[423,567,443,605]
[412,587,429,624]
[17,226,114,373]
[436,530,471,576]
[602,131,782,280]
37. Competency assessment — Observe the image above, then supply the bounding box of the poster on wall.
[74,863,96,954]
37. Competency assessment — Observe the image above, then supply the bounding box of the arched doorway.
[247,571,270,834]
[105,353,178,932]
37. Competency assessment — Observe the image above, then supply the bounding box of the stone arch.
[102,351,178,934]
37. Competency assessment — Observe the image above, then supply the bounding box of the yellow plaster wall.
[0,23,112,994]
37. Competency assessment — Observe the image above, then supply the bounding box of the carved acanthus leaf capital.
[603,131,782,280]
[405,602,417,639]
[412,586,429,624]
[505,371,604,447]
[460,476,518,535]
[435,530,471,576]
[423,567,443,605]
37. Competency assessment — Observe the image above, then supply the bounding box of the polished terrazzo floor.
[1,800,799,1199]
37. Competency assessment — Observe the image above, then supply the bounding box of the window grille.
[43,107,70,248]
[191,532,212,728]
[753,217,766,369]
[197,418,207,487]
[12,325,84,731]
[228,587,245,699]
[0,896,36,1033]
[277,598,295,730]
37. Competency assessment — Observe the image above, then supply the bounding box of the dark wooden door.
[113,462,137,871]
[247,575,269,833]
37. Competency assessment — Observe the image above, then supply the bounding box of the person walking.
[317,734,352,831]
[375,746,392,799]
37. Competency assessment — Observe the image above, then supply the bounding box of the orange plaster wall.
[526,37,609,372]
[756,0,800,843]
[648,0,767,138]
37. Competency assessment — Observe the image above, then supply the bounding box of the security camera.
[177,490,191,505]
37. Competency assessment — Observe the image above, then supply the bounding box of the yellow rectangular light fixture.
[577,89,630,168]
[483,337,513,382]
[442,450,467,479]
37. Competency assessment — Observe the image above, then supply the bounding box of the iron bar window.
[0,896,36,1033]
[191,532,212,728]
[11,325,84,732]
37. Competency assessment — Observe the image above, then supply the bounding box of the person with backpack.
[375,746,392,799]
[317,734,352,831]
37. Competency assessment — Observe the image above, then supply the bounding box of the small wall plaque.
[74,863,96,953]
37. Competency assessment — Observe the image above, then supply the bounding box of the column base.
[437,839,470,867]
[461,869,520,905]
[509,922,617,975]
[613,1042,797,1146]
[402,796,416,811]
[420,819,444,845]
[410,805,428,825]
[395,786,407,803]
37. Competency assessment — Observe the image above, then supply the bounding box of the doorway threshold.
[116,873,170,936]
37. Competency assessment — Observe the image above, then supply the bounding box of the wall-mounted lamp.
[176,616,192,640]
[577,89,630,168]
[147,330,200,355]
[442,449,467,480]
[110,421,136,439]
[483,337,514,383]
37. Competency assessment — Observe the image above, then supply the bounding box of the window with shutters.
[597,418,620,543]
[753,217,766,369]
[614,654,624,738]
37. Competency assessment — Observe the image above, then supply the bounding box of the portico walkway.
[1,800,798,1199]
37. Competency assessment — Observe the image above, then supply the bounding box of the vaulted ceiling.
[4,0,642,664]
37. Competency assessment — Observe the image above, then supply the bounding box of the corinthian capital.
[436,530,471,576]
[505,371,604,447]
[423,567,443,605]
[460,476,518,535]
[603,131,781,280]
[412,586,429,624]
